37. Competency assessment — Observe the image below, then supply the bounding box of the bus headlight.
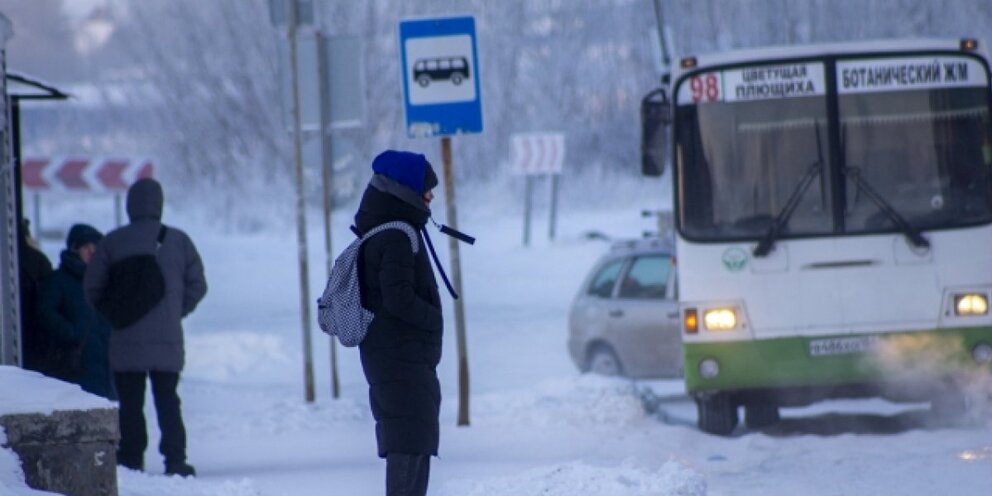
[703,308,737,330]
[955,294,988,316]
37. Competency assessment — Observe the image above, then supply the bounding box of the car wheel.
[696,393,738,436]
[587,345,623,377]
[451,73,464,85]
[744,403,780,429]
[418,76,430,87]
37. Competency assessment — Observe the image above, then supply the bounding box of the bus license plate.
[808,336,879,357]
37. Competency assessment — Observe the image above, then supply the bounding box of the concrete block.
[1,408,119,496]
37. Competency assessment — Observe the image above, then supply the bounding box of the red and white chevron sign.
[21,157,154,192]
[510,132,565,176]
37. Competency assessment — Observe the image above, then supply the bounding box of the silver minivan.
[567,238,682,378]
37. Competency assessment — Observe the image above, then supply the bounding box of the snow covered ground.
[5,178,992,495]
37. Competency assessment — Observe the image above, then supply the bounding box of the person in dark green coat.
[38,224,116,400]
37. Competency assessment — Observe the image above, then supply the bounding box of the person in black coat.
[355,150,442,496]
[38,224,117,400]
[18,219,53,374]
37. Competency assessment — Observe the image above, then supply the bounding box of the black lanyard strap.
[421,229,459,300]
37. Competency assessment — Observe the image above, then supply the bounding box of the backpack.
[317,221,419,347]
[94,226,167,329]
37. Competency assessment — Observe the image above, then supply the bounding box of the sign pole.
[548,174,560,241]
[114,194,123,228]
[289,0,316,403]
[523,176,533,246]
[316,31,340,400]
[32,193,40,240]
[441,137,470,426]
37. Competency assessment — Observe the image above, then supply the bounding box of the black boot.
[116,451,143,472]
[165,461,196,478]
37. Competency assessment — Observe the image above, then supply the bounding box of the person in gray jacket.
[84,178,207,477]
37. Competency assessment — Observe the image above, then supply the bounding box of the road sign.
[278,35,365,132]
[399,16,483,138]
[510,133,565,176]
[21,157,154,192]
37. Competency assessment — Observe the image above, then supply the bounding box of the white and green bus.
[642,38,992,435]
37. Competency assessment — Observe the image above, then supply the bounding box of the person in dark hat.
[38,224,116,400]
[355,150,442,496]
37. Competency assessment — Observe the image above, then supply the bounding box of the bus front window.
[839,55,992,233]
[675,61,833,242]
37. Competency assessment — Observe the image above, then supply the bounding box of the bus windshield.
[675,54,992,243]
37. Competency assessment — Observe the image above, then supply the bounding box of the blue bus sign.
[399,16,483,138]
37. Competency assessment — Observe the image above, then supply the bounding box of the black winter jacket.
[38,251,117,400]
[355,185,443,458]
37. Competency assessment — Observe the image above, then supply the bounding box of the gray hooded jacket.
[84,179,207,371]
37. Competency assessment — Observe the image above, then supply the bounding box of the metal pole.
[441,137,470,426]
[523,176,533,246]
[289,0,316,403]
[651,0,671,69]
[32,193,40,241]
[114,194,123,228]
[316,31,340,399]
[548,174,560,241]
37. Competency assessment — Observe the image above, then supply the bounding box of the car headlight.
[703,308,737,331]
[955,294,989,316]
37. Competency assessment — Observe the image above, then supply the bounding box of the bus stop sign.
[399,16,483,138]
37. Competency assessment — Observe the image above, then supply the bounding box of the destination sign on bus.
[837,56,988,94]
[678,62,825,105]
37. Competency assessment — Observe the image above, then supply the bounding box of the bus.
[641,38,992,435]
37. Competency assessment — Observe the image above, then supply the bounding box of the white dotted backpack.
[316,221,419,347]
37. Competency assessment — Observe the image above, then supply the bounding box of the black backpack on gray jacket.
[94,226,167,329]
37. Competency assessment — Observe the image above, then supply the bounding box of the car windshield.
[674,54,992,242]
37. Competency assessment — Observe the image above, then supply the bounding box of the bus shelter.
[0,13,70,366]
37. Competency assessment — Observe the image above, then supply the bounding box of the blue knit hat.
[371,150,438,195]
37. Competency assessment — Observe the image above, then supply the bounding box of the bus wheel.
[451,73,464,85]
[744,403,780,429]
[418,76,431,87]
[931,390,967,419]
[696,393,738,436]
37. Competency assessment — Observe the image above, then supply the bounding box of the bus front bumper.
[683,326,992,404]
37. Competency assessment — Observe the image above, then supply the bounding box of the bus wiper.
[753,161,823,257]
[844,167,930,250]
[754,120,825,258]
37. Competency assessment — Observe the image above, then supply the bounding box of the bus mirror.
[641,88,671,177]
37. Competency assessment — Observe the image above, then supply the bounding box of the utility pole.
[288,0,316,403]
[316,31,340,400]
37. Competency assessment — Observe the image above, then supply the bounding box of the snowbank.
[188,395,369,439]
[470,375,648,428]
[439,460,706,496]
[118,469,263,496]
[0,366,112,417]
[184,332,293,384]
